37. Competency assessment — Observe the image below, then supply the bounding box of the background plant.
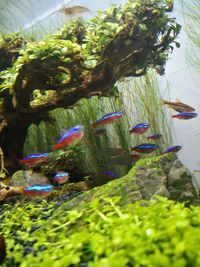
[0,0,180,173]
[24,70,172,185]
[179,0,200,74]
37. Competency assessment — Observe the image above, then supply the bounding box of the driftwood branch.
[0,182,23,201]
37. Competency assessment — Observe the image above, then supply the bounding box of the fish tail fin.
[160,99,168,105]
[91,123,97,128]
[129,127,133,134]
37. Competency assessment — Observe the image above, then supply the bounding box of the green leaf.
[174,41,181,48]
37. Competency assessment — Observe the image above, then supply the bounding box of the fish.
[129,122,150,134]
[131,143,159,154]
[61,6,91,16]
[104,171,120,179]
[163,145,182,154]
[161,99,195,113]
[22,185,53,197]
[19,153,49,165]
[92,111,123,128]
[172,112,198,120]
[100,160,106,167]
[99,147,125,157]
[166,0,174,12]
[147,134,162,140]
[54,125,84,150]
[94,128,107,137]
[51,171,69,184]
[0,234,6,264]
[107,155,137,165]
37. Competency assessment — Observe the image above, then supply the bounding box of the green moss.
[135,153,176,168]
[1,196,200,266]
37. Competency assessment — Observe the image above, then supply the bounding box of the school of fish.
[19,99,197,197]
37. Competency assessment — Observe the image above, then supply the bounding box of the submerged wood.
[0,182,23,201]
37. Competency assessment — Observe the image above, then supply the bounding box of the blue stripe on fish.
[134,143,159,149]
[133,122,149,129]
[175,112,197,117]
[95,111,123,123]
[163,145,182,154]
[23,153,49,159]
[172,112,198,119]
[56,125,84,143]
[52,172,69,178]
[24,185,53,192]
[104,171,120,178]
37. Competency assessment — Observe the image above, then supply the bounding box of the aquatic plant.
[24,70,172,186]
[0,147,5,178]
[120,71,173,152]
[0,0,181,173]
[179,0,200,74]
[1,196,200,266]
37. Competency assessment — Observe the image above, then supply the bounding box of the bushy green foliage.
[1,196,200,266]
[0,33,25,73]
[0,0,180,96]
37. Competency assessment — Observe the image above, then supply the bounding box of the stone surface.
[11,170,49,187]
[11,170,29,187]
[135,153,199,205]
[167,158,199,204]
[7,153,199,207]
[134,165,170,199]
[53,153,199,215]
[53,167,142,216]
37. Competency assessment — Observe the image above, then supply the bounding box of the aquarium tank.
[0,0,200,266]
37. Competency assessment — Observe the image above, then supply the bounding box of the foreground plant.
[1,196,200,266]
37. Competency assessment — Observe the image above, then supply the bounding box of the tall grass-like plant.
[179,0,200,74]
[0,0,80,39]
[122,72,173,151]
[24,70,172,185]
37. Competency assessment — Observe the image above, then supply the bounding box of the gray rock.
[11,154,199,208]
[12,170,49,187]
[167,157,199,205]
[104,153,198,205]
[135,163,169,200]
[53,154,199,218]
[11,170,29,187]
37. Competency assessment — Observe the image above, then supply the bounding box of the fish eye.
[74,125,83,131]
[74,125,80,131]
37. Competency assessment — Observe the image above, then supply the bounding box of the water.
[2,0,199,182]
[158,0,200,184]
[0,0,200,267]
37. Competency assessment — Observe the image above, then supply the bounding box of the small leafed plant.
[1,196,200,266]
